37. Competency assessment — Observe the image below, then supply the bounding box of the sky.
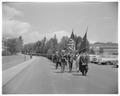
[2,2,118,44]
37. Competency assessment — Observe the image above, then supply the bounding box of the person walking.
[30,53,32,59]
[24,54,26,61]
[79,49,89,76]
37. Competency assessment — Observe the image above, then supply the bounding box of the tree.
[44,40,51,54]
[23,43,34,54]
[44,35,58,54]
[41,37,46,53]
[52,35,58,53]
[34,41,42,53]
[58,36,69,51]
[6,38,17,54]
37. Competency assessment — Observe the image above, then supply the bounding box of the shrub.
[2,50,11,56]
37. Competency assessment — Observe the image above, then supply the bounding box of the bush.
[2,50,11,56]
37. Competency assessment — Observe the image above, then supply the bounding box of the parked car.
[89,54,101,64]
[89,54,118,65]
[99,56,118,65]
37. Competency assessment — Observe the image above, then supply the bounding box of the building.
[90,42,118,55]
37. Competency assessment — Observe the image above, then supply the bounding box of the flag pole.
[86,25,88,51]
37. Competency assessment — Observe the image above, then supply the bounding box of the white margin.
[0,0,119,96]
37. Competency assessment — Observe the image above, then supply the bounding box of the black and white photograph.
[2,0,119,94]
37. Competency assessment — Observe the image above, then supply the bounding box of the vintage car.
[89,54,101,64]
[99,55,118,65]
[89,54,118,65]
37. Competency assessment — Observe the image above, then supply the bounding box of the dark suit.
[79,54,89,75]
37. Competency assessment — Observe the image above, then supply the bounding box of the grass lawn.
[2,54,30,71]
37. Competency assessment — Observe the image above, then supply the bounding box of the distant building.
[90,42,118,55]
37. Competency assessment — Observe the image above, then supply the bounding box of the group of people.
[52,49,89,76]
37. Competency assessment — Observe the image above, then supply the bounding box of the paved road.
[2,56,118,94]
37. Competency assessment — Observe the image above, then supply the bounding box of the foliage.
[6,38,17,54]
[58,36,69,51]
[22,34,89,55]
[3,37,24,55]
[23,43,34,54]
[2,50,11,56]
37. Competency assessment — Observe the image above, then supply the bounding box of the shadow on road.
[54,71,64,73]
[51,67,56,70]
[72,73,83,76]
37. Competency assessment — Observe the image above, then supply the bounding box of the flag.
[67,29,75,52]
[70,29,75,40]
[79,27,89,53]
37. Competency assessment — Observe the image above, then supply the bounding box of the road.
[2,56,118,94]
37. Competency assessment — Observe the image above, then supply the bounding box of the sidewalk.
[2,54,30,71]
[2,57,37,86]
